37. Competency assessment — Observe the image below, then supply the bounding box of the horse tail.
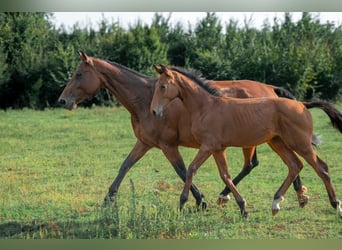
[303,101,342,133]
[274,87,296,100]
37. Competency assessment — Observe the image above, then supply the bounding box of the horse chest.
[132,119,179,147]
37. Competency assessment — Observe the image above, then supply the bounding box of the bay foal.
[150,65,342,218]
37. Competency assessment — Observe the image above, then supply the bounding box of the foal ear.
[78,51,92,65]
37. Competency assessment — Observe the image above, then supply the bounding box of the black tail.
[274,87,297,100]
[303,101,342,133]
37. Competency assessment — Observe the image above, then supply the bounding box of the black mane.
[169,66,221,97]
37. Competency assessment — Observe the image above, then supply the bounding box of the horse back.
[210,80,278,98]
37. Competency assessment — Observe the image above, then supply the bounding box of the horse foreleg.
[213,150,248,217]
[161,146,206,208]
[218,147,258,205]
[103,140,151,206]
[180,147,211,210]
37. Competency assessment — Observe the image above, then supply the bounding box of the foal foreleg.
[213,150,248,217]
[161,146,206,208]
[180,147,211,210]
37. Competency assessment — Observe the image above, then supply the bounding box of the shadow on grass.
[0,207,120,239]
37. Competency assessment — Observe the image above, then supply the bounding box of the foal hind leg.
[213,150,248,217]
[298,150,342,218]
[268,138,304,215]
[217,147,309,208]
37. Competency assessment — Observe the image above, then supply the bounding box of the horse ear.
[78,51,92,65]
[160,65,173,78]
[153,64,163,75]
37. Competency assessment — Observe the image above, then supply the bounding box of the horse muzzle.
[58,97,78,110]
[151,105,164,118]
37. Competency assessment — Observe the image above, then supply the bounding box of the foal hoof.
[217,194,231,205]
[272,196,284,216]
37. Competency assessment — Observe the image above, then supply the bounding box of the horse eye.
[161,84,167,90]
[76,72,82,79]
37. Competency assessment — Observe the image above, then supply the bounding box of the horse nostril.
[58,99,66,106]
[152,110,157,116]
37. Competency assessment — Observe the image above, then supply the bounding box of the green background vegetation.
[0,12,342,109]
[0,107,341,239]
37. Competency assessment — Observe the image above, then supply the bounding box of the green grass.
[0,105,341,239]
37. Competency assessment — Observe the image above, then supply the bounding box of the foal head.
[58,51,103,110]
[150,65,181,118]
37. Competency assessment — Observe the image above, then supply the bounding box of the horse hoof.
[102,195,115,207]
[217,194,231,205]
[297,185,309,208]
[272,209,280,216]
[241,211,249,218]
[298,195,309,208]
[201,201,207,210]
[272,196,284,216]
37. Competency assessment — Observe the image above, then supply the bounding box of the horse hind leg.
[268,138,304,215]
[299,150,342,218]
[213,150,248,217]
[217,147,258,205]
[217,146,309,208]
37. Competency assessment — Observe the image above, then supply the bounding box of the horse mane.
[103,59,156,80]
[168,66,221,97]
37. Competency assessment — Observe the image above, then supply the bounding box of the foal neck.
[175,73,216,113]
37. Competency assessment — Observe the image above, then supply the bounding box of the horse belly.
[220,120,276,147]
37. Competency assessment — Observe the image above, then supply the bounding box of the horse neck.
[93,59,155,116]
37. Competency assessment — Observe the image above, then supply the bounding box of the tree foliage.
[0,12,342,109]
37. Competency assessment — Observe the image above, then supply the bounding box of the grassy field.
[0,105,341,239]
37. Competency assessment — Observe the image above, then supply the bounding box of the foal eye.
[161,84,167,90]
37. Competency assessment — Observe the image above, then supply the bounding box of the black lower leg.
[219,155,259,196]
[292,175,302,192]
[172,160,204,206]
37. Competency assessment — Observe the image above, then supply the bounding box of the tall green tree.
[0,12,54,108]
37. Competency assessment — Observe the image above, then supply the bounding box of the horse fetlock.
[102,194,116,207]
[297,185,309,208]
[272,196,285,215]
[179,193,188,210]
[217,194,231,205]
[237,198,248,217]
[334,200,342,218]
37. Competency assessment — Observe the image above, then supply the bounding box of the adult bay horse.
[150,65,342,218]
[58,51,307,208]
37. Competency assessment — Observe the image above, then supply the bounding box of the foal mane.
[169,66,221,97]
